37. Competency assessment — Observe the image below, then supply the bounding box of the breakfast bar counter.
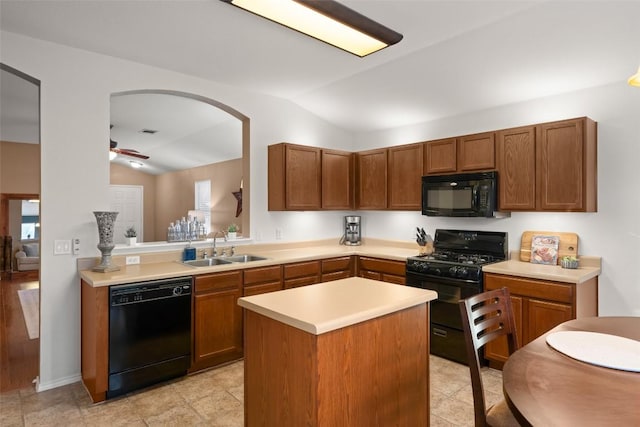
[239,277,437,426]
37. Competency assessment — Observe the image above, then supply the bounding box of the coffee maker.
[342,215,361,246]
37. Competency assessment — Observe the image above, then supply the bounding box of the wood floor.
[0,271,39,393]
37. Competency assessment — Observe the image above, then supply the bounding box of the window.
[20,200,40,240]
[195,180,211,235]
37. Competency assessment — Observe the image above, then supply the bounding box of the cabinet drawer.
[244,265,282,287]
[484,273,573,304]
[195,271,242,293]
[321,270,352,283]
[383,274,405,285]
[360,270,382,281]
[284,260,321,279]
[358,257,405,277]
[321,256,353,274]
[243,282,282,297]
[284,276,319,289]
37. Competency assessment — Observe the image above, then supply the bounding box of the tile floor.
[0,356,502,426]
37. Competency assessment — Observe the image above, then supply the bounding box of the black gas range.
[406,229,508,364]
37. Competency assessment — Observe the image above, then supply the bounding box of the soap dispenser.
[183,242,196,261]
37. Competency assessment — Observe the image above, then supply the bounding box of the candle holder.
[92,211,121,273]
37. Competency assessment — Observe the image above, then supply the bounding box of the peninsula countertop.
[238,277,438,335]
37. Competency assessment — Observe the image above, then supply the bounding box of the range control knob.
[456,267,468,278]
[448,266,459,277]
[173,286,183,296]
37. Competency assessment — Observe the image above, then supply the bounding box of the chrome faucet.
[211,230,227,257]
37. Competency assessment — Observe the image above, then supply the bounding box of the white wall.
[2,30,639,392]
[355,83,640,318]
[0,31,353,391]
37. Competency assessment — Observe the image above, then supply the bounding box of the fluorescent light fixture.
[222,0,403,57]
[628,66,640,87]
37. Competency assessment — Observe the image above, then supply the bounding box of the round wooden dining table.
[502,316,640,427]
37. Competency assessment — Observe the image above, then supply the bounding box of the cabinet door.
[424,138,457,174]
[496,126,536,210]
[458,132,495,171]
[268,143,321,211]
[321,149,354,210]
[193,272,243,370]
[356,148,388,209]
[388,143,423,210]
[484,295,523,364]
[536,118,595,211]
[526,299,573,343]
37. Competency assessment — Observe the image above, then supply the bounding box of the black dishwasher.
[108,277,192,399]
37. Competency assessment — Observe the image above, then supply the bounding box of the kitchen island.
[238,277,437,426]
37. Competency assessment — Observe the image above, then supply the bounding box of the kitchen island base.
[244,303,429,426]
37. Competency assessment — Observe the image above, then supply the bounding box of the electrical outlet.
[73,238,80,255]
[275,228,282,240]
[54,239,71,255]
[126,256,140,265]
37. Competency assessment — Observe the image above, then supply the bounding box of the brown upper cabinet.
[321,148,354,210]
[537,117,597,211]
[424,138,457,174]
[496,125,537,210]
[268,116,596,213]
[424,132,495,175]
[268,143,321,210]
[497,117,596,212]
[457,132,496,171]
[387,142,424,210]
[356,148,388,210]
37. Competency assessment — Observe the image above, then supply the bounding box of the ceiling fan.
[109,125,149,160]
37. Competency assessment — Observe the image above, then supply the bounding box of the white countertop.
[483,257,601,284]
[238,277,437,335]
[79,240,418,287]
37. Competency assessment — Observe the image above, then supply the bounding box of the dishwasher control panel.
[110,278,192,306]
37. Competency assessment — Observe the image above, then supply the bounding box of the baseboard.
[36,373,82,392]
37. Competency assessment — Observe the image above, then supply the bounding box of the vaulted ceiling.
[1,0,638,134]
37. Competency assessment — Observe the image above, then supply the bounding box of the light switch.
[54,239,72,255]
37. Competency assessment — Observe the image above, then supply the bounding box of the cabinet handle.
[433,327,447,338]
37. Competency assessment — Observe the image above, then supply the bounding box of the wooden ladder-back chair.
[459,287,521,427]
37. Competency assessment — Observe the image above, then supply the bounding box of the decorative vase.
[92,211,121,273]
[126,237,137,246]
[227,231,237,240]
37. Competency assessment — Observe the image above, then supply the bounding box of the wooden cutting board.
[520,231,578,264]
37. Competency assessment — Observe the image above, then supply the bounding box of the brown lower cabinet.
[357,256,406,285]
[80,255,406,402]
[283,260,321,289]
[191,270,244,372]
[321,256,354,282]
[483,272,598,369]
[81,279,109,403]
[243,265,283,297]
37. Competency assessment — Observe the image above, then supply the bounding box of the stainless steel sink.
[182,258,233,267]
[224,254,268,263]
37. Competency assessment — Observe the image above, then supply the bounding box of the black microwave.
[422,171,498,217]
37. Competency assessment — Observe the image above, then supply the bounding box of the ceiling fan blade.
[113,148,150,160]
